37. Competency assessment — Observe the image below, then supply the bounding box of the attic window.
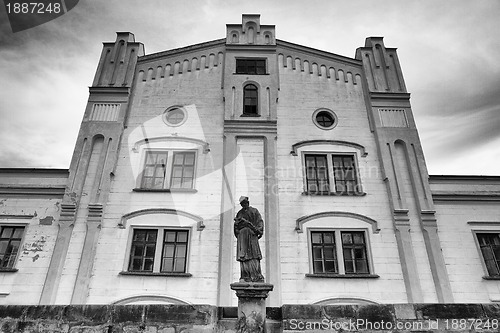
[236,59,266,75]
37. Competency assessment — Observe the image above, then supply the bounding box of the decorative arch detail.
[230,30,239,43]
[112,294,190,305]
[263,30,273,44]
[290,140,367,157]
[295,211,380,234]
[132,136,210,153]
[312,296,379,305]
[119,208,205,231]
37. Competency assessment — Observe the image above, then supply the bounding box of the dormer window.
[236,59,266,75]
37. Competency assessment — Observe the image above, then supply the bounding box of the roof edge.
[276,39,361,67]
[0,168,69,174]
[429,175,500,182]
[139,38,226,62]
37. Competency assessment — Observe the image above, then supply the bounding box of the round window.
[163,106,187,127]
[313,109,337,130]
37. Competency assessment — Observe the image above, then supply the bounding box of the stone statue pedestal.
[230,282,274,333]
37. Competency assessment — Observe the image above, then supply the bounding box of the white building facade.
[1,15,500,306]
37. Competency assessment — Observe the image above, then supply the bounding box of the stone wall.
[1,304,499,333]
[282,304,500,333]
[0,305,217,333]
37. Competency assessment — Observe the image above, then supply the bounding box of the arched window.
[243,84,258,115]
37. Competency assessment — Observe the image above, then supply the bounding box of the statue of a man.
[234,196,265,283]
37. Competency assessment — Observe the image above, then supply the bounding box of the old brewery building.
[1,15,499,307]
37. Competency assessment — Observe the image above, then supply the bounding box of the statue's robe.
[234,206,264,282]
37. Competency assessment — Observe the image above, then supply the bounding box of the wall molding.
[0,186,65,196]
[432,193,500,202]
[313,296,379,305]
[112,295,190,305]
[0,214,34,220]
[295,211,380,234]
[290,140,367,157]
[468,221,500,226]
[132,136,210,153]
[119,208,205,231]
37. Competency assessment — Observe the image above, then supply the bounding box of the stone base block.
[230,282,273,333]
[230,282,274,299]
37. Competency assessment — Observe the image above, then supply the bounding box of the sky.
[0,0,499,175]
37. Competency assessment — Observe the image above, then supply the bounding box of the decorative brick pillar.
[230,282,273,333]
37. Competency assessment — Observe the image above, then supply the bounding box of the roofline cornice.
[226,44,277,52]
[0,168,69,175]
[429,175,500,183]
[138,38,226,63]
[276,39,362,67]
[137,38,363,67]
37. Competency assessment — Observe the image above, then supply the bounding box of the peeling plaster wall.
[0,169,67,304]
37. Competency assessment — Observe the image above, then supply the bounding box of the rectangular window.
[304,153,361,195]
[332,155,358,194]
[341,231,369,274]
[128,228,190,274]
[305,155,330,194]
[140,151,196,190]
[170,152,195,189]
[310,229,371,275]
[141,151,168,189]
[477,233,500,277]
[0,226,24,269]
[129,229,158,272]
[236,59,266,75]
[161,230,189,273]
[311,231,337,273]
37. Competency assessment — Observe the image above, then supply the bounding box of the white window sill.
[119,271,192,277]
[306,273,379,279]
[133,188,197,193]
[302,191,366,197]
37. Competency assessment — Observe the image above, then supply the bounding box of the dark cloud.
[0,0,499,175]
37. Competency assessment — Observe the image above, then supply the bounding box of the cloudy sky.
[0,0,499,175]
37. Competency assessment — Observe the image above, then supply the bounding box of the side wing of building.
[0,169,67,305]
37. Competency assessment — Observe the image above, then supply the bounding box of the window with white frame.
[309,229,371,275]
[304,153,362,195]
[476,232,500,277]
[0,225,25,270]
[128,228,190,274]
[140,150,196,190]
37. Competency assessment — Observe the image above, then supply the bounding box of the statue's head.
[239,196,249,208]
